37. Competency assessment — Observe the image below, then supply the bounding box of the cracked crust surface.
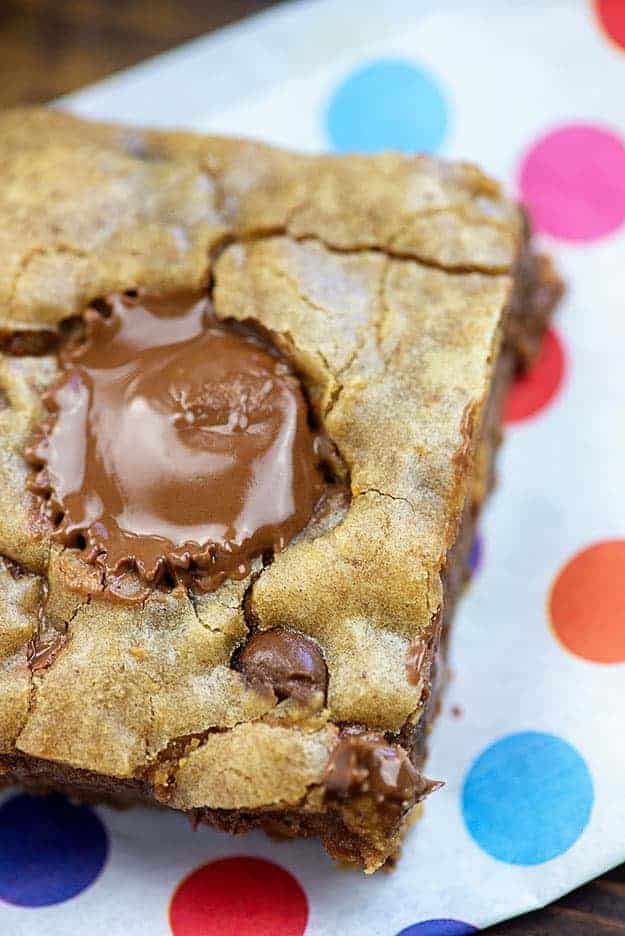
[0,109,555,871]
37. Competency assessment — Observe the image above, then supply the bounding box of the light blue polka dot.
[326,59,449,154]
[462,732,593,865]
[396,920,478,936]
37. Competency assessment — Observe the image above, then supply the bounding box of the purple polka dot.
[469,535,483,575]
[518,124,625,242]
[395,921,478,936]
[0,793,109,907]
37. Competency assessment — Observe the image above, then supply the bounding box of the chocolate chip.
[1,329,58,356]
[237,627,327,701]
[324,731,442,811]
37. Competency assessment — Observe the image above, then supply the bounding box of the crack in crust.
[0,108,523,340]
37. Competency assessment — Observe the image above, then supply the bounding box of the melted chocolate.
[27,292,328,592]
[238,627,327,701]
[27,584,68,674]
[27,632,68,673]
[324,732,441,811]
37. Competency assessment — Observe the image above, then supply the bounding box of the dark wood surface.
[0,0,277,106]
[1,2,623,932]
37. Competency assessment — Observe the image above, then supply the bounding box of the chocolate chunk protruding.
[238,628,328,701]
[324,732,441,811]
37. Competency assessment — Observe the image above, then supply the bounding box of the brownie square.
[0,109,562,871]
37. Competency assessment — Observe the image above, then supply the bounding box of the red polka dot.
[595,0,625,51]
[169,857,308,936]
[518,124,625,241]
[549,540,625,663]
[504,328,565,423]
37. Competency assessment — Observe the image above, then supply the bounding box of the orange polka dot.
[595,0,625,52]
[504,328,565,424]
[549,540,625,663]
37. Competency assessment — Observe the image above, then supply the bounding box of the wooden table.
[2,2,622,932]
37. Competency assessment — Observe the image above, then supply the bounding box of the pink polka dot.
[518,124,625,241]
[504,328,566,423]
[169,856,308,936]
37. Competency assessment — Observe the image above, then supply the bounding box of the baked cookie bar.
[0,109,563,871]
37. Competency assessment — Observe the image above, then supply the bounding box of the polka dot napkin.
[5,1,622,933]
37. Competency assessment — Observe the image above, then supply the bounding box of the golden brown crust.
[0,108,522,337]
[0,559,40,752]
[0,108,550,871]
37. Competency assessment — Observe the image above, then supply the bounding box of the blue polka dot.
[0,793,109,906]
[326,59,449,154]
[396,921,478,936]
[462,732,593,865]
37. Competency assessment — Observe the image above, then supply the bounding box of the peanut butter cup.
[27,291,329,592]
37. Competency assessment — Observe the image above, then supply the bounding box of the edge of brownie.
[0,110,563,871]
